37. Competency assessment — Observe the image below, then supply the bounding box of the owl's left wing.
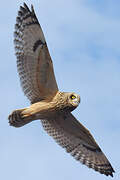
[14,3,58,103]
[41,113,115,177]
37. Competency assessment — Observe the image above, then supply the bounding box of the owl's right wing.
[14,3,58,103]
[41,112,115,177]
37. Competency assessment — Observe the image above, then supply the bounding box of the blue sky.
[1,0,120,179]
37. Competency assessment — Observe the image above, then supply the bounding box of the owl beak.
[73,96,80,106]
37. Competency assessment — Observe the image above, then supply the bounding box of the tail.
[8,108,34,128]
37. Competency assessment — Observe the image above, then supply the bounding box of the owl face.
[68,93,80,107]
[61,92,80,112]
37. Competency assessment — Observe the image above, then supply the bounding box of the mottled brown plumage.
[8,3,115,177]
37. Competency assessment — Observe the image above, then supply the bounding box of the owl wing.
[41,112,115,177]
[14,3,58,103]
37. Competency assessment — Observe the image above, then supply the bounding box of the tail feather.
[8,109,34,127]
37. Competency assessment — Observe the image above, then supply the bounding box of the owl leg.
[8,108,36,128]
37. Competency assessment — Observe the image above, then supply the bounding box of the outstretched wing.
[14,3,58,103]
[41,113,115,177]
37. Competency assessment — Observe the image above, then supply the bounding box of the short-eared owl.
[8,3,115,177]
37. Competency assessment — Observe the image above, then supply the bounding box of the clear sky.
[1,0,120,179]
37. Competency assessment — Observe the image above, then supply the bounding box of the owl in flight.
[8,3,115,177]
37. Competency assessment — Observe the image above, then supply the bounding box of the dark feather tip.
[23,3,30,11]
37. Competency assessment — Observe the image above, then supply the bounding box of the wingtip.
[23,2,28,8]
[110,164,115,177]
[23,2,30,11]
[106,166,115,177]
[109,172,114,178]
[22,3,35,14]
[31,4,35,14]
[31,4,34,10]
[111,170,115,177]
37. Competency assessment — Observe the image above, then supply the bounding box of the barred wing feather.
[14,3,58,103]
[41,113,114,177]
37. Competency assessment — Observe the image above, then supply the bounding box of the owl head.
[60,92,80,112]
[68,92,80,106]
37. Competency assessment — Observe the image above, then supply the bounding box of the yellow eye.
[70,95,76,100]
